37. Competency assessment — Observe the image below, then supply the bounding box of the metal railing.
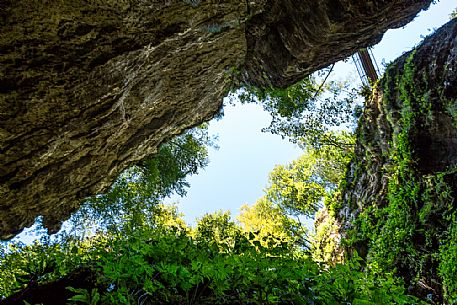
[352,48,380,87]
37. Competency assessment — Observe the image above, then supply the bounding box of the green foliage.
[238,197,307,250]
[193,211,239,253]
[313,253,420,304]
[451,7,457,19]
[0,235,99,298]
[234,69,359,149]
[265,134,354,218]
[67,287,100,305]
[67,126,213,235]
[439,217,457,303]
[444,96,457,130]
[1,212,419,305]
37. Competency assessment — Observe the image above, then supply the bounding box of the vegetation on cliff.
[0,0,434,238]
[340,18,457,303]
[0,143,418,304]
[1,3,457,305]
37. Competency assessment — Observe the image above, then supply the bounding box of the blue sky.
[9,1,456,243]
[170,0,456,225]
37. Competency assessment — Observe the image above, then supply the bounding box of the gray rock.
[0,0,432,239]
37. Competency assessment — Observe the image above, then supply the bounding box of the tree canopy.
[3,18,457,303]
[66,125,214,235]
[264,133,353,218]
[0,127,422,305]
[234,67,360,149]
[0,205,419,305]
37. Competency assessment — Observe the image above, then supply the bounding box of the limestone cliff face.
[341,19,457,300]
[0,0,432,239]
[343,18,457,224]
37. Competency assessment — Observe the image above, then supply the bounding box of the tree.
[66,125,214,235]
[193,211,239,253]
[234,67,360,149]
[0,205,420,305]
[264,133,353,218]
[238,197,307,250]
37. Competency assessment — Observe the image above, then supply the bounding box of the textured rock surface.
[0,0,432,239]
[342,18,457,223]
[340,18,457,299]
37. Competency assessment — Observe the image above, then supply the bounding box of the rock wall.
[341,18,457,301]
[0,0,432,239]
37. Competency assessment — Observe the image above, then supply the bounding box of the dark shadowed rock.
[0,0,432,239]
[340,18,457,300]
[343,18,457,220]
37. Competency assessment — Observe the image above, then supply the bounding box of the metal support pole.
[357,49,378,84]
